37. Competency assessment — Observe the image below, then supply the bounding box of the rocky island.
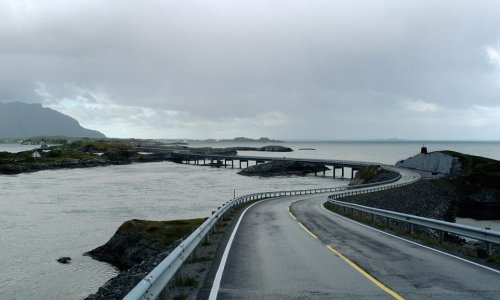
[238,160,329,176]
[0,139,168,175]
[348,165,399,186]
[85,218,205,299]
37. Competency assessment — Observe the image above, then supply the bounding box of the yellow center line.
[298,221,318,239]
[288,202,404,300]
[288,204,298,221]
[326,245,405,300]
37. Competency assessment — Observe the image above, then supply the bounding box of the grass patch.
[173,293,187,300]
[120,219,205,247]
[191,255,213,263]
[177,276,197,287]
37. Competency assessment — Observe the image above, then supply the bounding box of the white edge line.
[320,202,500,275]
[208,200,264,300]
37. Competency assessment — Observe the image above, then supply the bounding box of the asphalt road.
[209,193,500,299]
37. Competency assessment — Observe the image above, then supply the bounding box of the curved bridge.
[172,151,381,178]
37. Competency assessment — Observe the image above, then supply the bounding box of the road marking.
[298,221,319,239]
[290,201,404,300]
[289,203,318,239]
[288,205,297,220]
[320,203,500,275]
[208,200,264,300]
[325,245,405,300]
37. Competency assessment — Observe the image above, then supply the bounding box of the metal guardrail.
[123,185,349,300]
[124,163,415,300]
[328,181,500,256]
[327,199,500,246]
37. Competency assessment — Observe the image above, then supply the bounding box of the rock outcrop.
[238,160,328,176]
[395,150,500,220]
[341,179,458,222]
[227,145,293,152]
[57,257,72,264]
[349,165,399,186]
[396,151,461,175]
[85,218,205,300]
[86,219,203,270]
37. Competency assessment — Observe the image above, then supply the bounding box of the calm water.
[1,141,499,299]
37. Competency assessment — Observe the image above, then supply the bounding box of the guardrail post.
[485,242,492,256]
[159,286,168,300]
[439,231,445,243]
[409,223,414,234]
[175,267,185,287]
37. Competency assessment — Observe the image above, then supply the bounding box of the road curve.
[209,191,500,299]
[210,194,398,299]
[292,195,500,299]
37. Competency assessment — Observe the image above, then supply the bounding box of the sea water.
[0,141,499,299]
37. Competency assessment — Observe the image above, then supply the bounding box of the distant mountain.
[0,102,105,138]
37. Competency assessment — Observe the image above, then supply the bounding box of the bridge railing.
[172,151,382,168]
[123,185,350,300]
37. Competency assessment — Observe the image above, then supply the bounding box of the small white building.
[32,151,41,159]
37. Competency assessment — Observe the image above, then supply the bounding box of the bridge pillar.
[341,167,344,178]
[351,168,357,179]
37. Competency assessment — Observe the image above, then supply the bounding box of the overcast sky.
[1,0,500,140]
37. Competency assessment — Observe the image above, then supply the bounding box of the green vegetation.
[441,150,500,189]
[119,219,205,247]
[177,276,197,287]
[356,165,379,180]
[0,139,143,172]
[62,139,132,152]
[352,165,399,184]
[172,293,188,300]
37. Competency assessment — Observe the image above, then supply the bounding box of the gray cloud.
[1,0,500,139]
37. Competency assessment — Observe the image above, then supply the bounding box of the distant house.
[32,151,41,159]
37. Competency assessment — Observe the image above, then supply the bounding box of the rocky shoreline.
[0,152,167,175]
[341,179,457,221]
[237,160,329,176]
[84,218,206,299]
[0,141,293,175]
